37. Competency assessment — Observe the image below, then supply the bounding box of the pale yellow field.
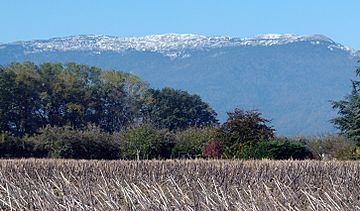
[0,159,359,210]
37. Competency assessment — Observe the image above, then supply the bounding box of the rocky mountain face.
[0,33,359,135]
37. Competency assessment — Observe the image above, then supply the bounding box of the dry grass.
[0,159,359,210]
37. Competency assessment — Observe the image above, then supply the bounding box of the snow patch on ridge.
[241,34,334,46]
[7,33,359,58]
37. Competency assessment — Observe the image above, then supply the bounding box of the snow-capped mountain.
[0,34,359,135]
[7,33,359,58]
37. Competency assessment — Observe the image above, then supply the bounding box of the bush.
[0,133,34,158]
[121,124,175,159]
[25,125,120,159]
[239,139,314,160]
[342,154,360,160]
[220,108,275,157]
[172,127,218,158]
[202,140,223,159]
[305,135,356,160]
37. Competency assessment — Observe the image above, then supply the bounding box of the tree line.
[0,62,359,160]
[0,62,217,136]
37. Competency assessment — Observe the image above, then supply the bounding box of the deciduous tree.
[146,88,218,131]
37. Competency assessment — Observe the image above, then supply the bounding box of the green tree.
[93,70,147,132]
[0,68,17,134]
[331,62,360,145]
[146,88,218,131]
[0,62,44,136]
[41,63,96,129]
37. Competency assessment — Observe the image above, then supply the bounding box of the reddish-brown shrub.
[202,140,223,158]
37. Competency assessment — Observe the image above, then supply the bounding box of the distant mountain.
[0,33,359,135]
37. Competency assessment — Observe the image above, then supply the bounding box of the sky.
[1,0,359,49]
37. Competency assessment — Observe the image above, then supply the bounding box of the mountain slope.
[0,34,359,135]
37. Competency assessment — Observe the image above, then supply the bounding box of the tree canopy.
[0,62,218,137]
[220,108,275,158]
[331,62,360,145]
[221,108,275,143]
[0,62,148,136]
[145,87,218,131]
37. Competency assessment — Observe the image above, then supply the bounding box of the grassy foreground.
[0,159,359,210]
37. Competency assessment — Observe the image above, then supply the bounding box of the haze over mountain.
[0,33,359,135]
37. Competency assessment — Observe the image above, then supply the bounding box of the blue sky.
[1,0,359,49]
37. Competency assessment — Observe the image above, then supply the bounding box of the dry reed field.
[0,159,359,210]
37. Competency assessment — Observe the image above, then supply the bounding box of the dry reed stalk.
[0,159,359,210]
